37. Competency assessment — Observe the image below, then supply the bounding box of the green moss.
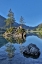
[6,27,14,33]
[17,28,26,34]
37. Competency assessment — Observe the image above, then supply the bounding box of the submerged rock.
[23,43,40,59]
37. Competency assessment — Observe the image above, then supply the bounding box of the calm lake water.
[0,34,42,64]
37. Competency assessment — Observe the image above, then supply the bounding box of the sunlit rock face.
[23,43,40,59]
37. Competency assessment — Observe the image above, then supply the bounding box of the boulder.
[23,43,40,59]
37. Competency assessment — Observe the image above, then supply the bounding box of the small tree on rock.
[19,16,25,27]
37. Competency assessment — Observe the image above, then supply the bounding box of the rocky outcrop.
[13,33,22,38]
[23,43,40,59]
[3,26,26,38]
[13,32,26,38]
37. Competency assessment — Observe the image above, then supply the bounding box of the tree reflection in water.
[6,43,16,58]
[5,36,26,64]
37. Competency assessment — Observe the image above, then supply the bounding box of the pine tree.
[5,9,15,28]
[20,16,25,27]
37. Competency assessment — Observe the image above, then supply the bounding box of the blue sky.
[0,0,42,27]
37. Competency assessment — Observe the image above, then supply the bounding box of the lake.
[0,33,42,64]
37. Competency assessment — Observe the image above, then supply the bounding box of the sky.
[0,0,42,27]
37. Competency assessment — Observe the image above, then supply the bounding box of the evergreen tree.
[5,9,15,28]
[20,16,25,27]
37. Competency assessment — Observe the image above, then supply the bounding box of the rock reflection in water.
[15,36,26,44]
[5,36,26,44]
[6,37,17,43]
[23,52,40,59]
[6,43,16,58]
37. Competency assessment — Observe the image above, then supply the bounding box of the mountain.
[37,23,42,28]
[0,15,6,27]
[0,15,38,29]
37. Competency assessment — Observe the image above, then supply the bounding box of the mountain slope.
[0,15,6,27]
[0,15,39,29]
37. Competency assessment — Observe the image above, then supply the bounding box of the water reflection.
[6,43,16,58]
[27,33,42,39]
[23,52,40,59]
[4,32,42,45]
[0,36,8,47]
[36,32,42,39]
[0,32,42,48]
[5,36,26,44]
[0,33,42,64]
[6,37,17,43]
[15,37,26,44]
